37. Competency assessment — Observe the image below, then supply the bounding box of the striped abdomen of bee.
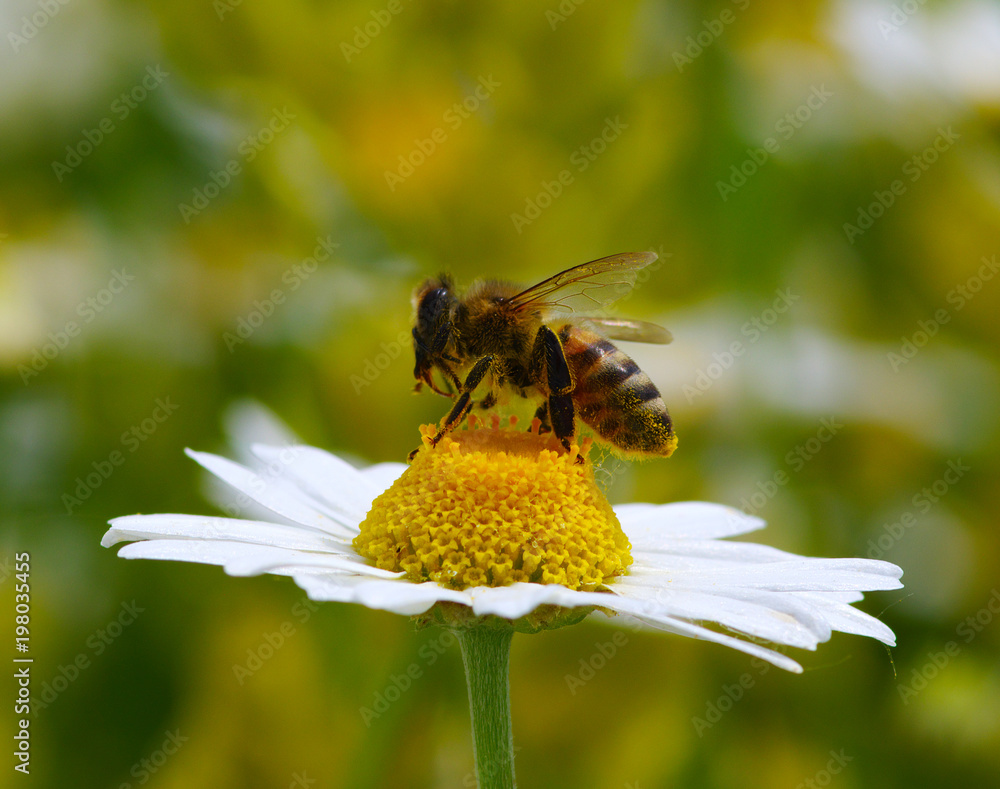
[558,324,677,457]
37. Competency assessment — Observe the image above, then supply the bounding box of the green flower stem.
[457,625,516,789]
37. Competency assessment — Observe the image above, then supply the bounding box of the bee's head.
[411,275,458,394]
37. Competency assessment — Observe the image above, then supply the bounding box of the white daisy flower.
[102,416,902,674]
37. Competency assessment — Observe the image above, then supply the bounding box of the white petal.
[598,593,803,671]
[186,449,357,539]
[640,613,804,672]
[116,538,398,579]
[633,538,798,562]
[292,574,471,615]
[793,592,898,645]
[361,462,408,491]
[627,557,903,592]
[617,502,766,544]
[222,549,401,579]
[250,444,382,526]
[102,514,353,553]
[609,582,827,648]
[467,583,604,619]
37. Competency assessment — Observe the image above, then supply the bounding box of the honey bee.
[410,251,676,461]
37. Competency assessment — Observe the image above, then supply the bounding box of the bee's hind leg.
[531,326,583,463]
[479,391,498,410]
[533,401,551,433]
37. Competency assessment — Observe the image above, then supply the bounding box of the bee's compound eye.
[418,287,451,331]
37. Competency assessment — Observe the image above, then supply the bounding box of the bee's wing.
[506,251,658,314]
[581,317,673,344]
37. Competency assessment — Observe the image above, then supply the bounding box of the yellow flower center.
[353,416,632,590]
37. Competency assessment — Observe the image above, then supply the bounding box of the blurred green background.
[2,0,999,787]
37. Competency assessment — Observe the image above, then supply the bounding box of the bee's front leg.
[408,354,495,462]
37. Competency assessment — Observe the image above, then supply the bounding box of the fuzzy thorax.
[353,416,632,590]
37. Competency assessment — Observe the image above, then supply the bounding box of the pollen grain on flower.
[353,415,633,590]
